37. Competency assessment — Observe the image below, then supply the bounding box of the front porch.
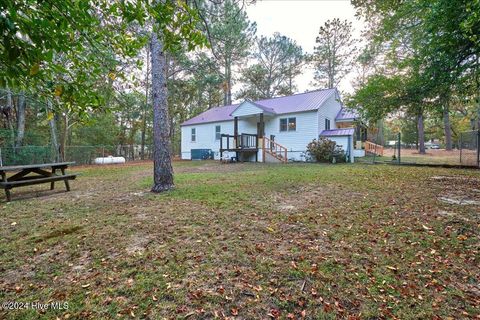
[219,133,259,162]
[219,108,288,163]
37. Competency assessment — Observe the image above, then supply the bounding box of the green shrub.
[306,138,346,163]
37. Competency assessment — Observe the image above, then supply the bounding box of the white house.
[180,88,363,163]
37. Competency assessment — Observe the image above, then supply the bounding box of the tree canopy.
[237,33,304,100]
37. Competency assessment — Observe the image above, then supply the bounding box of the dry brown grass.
[1,161,479,319]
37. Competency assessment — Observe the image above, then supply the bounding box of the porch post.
[234,116,238,148]
[258,113,264,163]
[258,113,264,138]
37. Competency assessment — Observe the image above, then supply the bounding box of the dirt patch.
[125,235,154,255]
[32,225,83,243]
[439,196,480,206]
[430,175,480,182]
[174,162,262,174]
[430,175,480,209]
[437,210,456,217]
[70,251,92,273]
[272,184,362,213]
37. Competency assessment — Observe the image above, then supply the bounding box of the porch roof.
[335,108,359,122]
[320,128,355,137]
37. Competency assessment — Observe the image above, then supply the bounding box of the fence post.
[397,132,401,164]
[460,133,462,164]
[477,130,480,167]
[0,147,2,167]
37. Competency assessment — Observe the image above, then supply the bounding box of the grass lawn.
[1,161,479,319]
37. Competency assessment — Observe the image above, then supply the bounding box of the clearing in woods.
[0,161,479,319]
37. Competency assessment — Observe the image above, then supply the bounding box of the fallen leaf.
[30,64,40,76]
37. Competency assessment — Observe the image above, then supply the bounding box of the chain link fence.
[459,130,479,167]
[357,131,479,168]
[0,145,154,166]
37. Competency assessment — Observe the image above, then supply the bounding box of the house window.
[191,128,196,142]
[280,117,296,132]
[325,118,331,130]
[215,125,221,140]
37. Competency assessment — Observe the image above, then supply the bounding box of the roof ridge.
[254,87,336,103]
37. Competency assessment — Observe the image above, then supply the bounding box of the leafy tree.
[313,18,357,89]
[0,0,148,113]
[351,46,377,90]
[400,116,418,147]
[1,0,208,191]
[237,33,304,100]
[71,113,121,147]
[351,0,480,152]
[196,0,256,105]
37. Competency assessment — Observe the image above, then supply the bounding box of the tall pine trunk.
[150,28,174,192]
[443,103,452,150]
[417,111,426,154]
[141,48,149,160]
[224,62,232,105]
[15,92,26,148]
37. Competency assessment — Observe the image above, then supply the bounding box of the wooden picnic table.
[0,162,77,202]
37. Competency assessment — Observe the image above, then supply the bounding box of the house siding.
[317,92,342,134]
[231,102,264,117]
[181,121,233,160]
[264,111,318,161]
[325,135,354,163]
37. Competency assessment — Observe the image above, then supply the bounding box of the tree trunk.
[141,48,150,160]
[224,62,232,105]
[443,102,452,150]
[5,87,15,147]
[47,100,60,162]
[288,72,293,94]
[60,113,68,161]
[15,92,26,148]
[150,27,174,192]
[417,111,426,154]
[376,119,384,146]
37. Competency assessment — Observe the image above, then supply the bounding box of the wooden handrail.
[263,137,288,163]
[365,141,384,156]
[220,133,258,150]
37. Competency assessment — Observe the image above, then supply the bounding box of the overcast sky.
[245,0,365,94]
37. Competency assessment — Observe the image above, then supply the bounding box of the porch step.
[264,151,284,163]
[263,137,288,163]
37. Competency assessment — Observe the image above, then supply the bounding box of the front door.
[270,135,275,150]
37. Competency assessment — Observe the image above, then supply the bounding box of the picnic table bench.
[0,162,77,202]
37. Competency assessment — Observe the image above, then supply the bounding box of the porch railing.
[220,133,258,151]
[263,137,288,163]
[365,141,384,156]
